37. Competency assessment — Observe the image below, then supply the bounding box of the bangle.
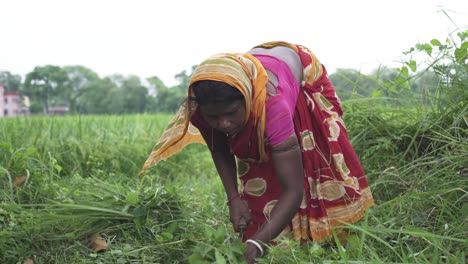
[245,239,264,256]
[226,193,241,206]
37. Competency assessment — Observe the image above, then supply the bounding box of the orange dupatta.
[139,53,268,175]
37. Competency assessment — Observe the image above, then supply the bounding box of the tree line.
[0,63,443,115]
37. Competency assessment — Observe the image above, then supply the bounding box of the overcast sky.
[1,0,467,86]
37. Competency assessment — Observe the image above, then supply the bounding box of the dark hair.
[191,80,244,105]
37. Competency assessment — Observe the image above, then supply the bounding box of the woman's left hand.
[243,243,262,264]
[228,198,251,233]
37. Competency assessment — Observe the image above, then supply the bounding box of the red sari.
[141,42,374,243]
[192,45,374,242]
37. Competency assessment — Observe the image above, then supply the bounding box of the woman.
[140,41,374,263]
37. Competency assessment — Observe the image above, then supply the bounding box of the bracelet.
[226,193,241,206]
[245,239,264,256]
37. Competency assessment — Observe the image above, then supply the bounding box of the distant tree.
[156,88,185,113]
[102,77,126,114]
[23,65,68,114]
[0,71,22,91]
[174,65,196,90]
[329,69,376,101]
[63,66,100,113]
[144,94,159,113]
[75,74,149,114]
[145,76,167,112]
[152,67,195,113]
[374,68,400,88]
[146,76,167,97]
[118,75,148,113]
[76,78,115,114]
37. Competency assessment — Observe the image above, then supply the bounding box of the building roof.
[4,91,20,96]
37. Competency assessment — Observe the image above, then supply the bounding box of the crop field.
[1,36,467,263]
[1,96,466,263]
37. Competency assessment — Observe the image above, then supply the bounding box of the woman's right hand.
[228,197,251,233]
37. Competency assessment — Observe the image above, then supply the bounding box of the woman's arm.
[200,128,238,197]
[199,128,251,232]
[252,134,304,244]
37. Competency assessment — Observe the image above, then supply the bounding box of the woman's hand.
[228,197,251,233]
[243,242,262,264]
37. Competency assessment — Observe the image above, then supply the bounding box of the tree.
[117,75,148,113]
[0,71,22,91]
[76,78,115,114]
[63,66,100,113]
[23,65,68,114]
[145,76,167,112]
[75,74,150,114]
[329,69,376,101]
[146,76,166,97]
[151,67,195,113]
[174,65,196,90]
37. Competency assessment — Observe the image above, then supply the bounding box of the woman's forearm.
[253,136,304,244]
[252,188,303,244]
[200,128,239,198]
[212,149,239,198]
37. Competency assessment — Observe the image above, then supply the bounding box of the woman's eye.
[205,114,220,121]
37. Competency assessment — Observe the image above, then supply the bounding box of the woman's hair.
[191,80,244,105]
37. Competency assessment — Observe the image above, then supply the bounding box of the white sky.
[1,0,467,86]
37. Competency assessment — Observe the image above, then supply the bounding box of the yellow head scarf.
[139,53,268,176]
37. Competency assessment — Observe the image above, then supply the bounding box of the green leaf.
[415,43,425,51]
[54,164,63,173]
[461,41,468,50]
[130,205,146,217]
[430,39,442,46]
[424,43,433,56]
[309,243,325,257]
[125,192,139,204]
[408,60,417,72]
[396,76,406,86]
[399,66,409,78]
[371,90,382,97]
[188,254,210,264]
[161,231,173,241]
[215,249,227,264]
[454,47,467,63]
[457,31,468,41]
[214,226,226,241]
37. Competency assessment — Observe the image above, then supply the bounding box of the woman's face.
[199,100,246,137]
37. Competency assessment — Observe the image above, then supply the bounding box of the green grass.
[1,38,467,263]
[0,104,465,263]
[0,114,216,263]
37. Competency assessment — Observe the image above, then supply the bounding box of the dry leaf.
[23,257,34,264]
[13,176,28,187]
[88,233,108,252]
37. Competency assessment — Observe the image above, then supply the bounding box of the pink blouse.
[253,54,300,146]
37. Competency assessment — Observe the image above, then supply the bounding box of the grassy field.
[1,96,466,264]
[0,114,224,263]
[1,36,467,263]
